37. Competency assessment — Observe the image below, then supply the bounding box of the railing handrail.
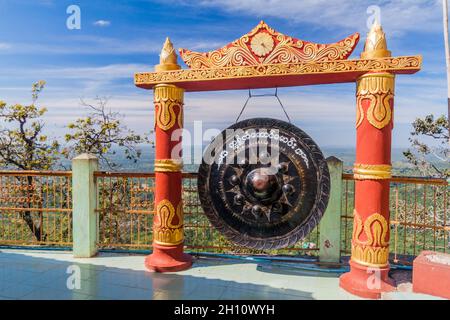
[342,173,448,186]
[93,171,198,178]
[0,170,445,185]
[0,170,72,177]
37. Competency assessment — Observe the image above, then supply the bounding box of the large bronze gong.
[198,118,330,250]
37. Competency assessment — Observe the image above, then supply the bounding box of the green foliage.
[0,81,60,170]
[62,97,152,169]
[403,114,449,178]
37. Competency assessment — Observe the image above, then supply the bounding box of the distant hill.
[89,145,441,176]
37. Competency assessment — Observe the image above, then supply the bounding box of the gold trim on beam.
[135,56,422,91]
[353,163,392,180]
[154,159,183,172]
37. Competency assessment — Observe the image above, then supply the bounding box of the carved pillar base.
[340,260,395,299]
[145,243,192,272]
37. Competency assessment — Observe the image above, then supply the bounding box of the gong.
[198,118,330,250]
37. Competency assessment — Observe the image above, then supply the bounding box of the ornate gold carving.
[361,22,391,59]
[153,200,183,245]
[351,210,389,267]
[154,159,183,172]
[177,103,183,129]
[356,73,395,129]
[353,163,392,180]
[179,21,360,69]
[352,210,363,240]
[250,32,275,57]
[156,37,181,72]
[153,84,184,131]
[352,244,389,268]
[364,213,390,247]
[135,56,421,89]
[355,96,364,128]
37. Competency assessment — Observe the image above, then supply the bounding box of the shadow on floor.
[190,254,345,279]
[0,250,314,300]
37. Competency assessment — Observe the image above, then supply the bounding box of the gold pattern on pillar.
[353,163,392,180]
[154,84,184,131]
[355,97,364,128]
[351,210,389,267]
[356,73,395,129]
[153,200,183,246]
[154,159,183,172]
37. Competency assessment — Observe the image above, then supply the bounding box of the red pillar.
[145,83,192,272]
[144,38,192,272]
[339,22,398,299]
[339,72,396,298]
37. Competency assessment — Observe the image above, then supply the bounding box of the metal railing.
[0,171,72,246]
[0,170,447,264]
[95,172,155,249]
[341,174,449,264]
[94,172,320,255]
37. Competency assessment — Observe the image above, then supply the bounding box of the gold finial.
[361,22,391,59]
[155,37,180,72]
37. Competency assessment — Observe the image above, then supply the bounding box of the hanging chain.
[235,88,292,123]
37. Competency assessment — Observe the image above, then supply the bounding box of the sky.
[0,0,447,149]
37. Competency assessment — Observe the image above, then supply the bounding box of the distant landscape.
[83,145,445,177]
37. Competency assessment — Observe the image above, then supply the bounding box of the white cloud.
[0,35,231,56]
[0,63,149,81]
[0,37,161,55]
[189,0,442,36]
[0,42,11,50]
[93,20,111,27]
[0,63,151,102]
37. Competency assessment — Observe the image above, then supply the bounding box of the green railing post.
[72,153,98,258]
[319,156,343,263]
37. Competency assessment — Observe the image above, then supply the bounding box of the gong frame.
[134,20,421,298]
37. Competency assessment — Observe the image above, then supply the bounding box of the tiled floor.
[0,249,443,300]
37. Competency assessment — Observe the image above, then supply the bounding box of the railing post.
[319,156,343,263]
[72,153,98,258]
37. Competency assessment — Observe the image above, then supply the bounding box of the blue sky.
[0,0,447,148]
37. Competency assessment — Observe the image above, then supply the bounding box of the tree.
[403,114,449,178]
[0,81,61,241]
[62,97,152,246]
[62,97,151,169]
[0,81,60,170]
